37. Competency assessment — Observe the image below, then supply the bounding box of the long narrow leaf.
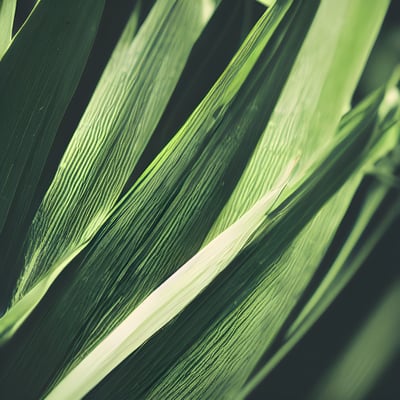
[0,0,214,340]
[0,0,16,58]
[15,0,210,299]
[45,167,294,400]
[0,1,318,397]
[241,91,400,397]
[206,0,391,241]
[82,86,387,400]
[0,0,105,305]
[0,0,104,233]
[288,147,400,340]
[241,147,400,398]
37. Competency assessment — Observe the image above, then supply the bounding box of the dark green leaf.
[0,0,105,304]
[0,0,213,338]
[0,1,318,397]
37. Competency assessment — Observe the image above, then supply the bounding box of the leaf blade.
[0,1,318,396]
[84,85,386,400]
[0,0,214,338]
[0,0,105,306]
[44,168,293,400]
[0,0,105,233]
[0,0,16,58]
[206,0,391,242]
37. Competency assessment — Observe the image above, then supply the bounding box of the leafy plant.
[0,0,399,399]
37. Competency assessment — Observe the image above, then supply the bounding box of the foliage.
[0,0,398,399]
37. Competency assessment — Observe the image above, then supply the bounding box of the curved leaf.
[0,0,16,58]
[0,0,214,340]
[0,0,105,304]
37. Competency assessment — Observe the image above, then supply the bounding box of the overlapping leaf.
[138,0,263,169]
[0,0,16,58]
[309,280,400,400]
[0,0,214,340]
[0,0,395,399]
[0,0,104,307]
[241,87,400,397]
[207,0,392,241]
[44,166,294,400]
[0,1,320,397]
[78,86,386,400]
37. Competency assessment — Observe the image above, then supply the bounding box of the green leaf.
[46,86,388,400]
[0,0,394,399]
[140,0,258,169]
[0,0,16,58]
[0,0,294,342]
[0,0,104,232]
[0,0,105,303]
[240,89,400,398]
[242,167,400,398]
[309,280,400,400]
[0,0,214,337]
[287,142,400,342]
[82,86,386,400]
[287,84,400,331]
[206,0,391,242]
[44,166,294,400]
[0,1,319,396]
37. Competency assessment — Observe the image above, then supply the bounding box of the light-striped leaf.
[0,1,319,397]
[0,0,16,58]
[81,86,387,400]
[0,0,214,341]
[206,0,391,242]
[0,0,105,305]
[241,89,400,398]
[44,166,293,400]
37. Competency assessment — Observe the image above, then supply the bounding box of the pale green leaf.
[82,87,386,400]
[0,0,16,58]
[241,113,400,398]
[242,163,400,398]
[206,0,391,242]
[44,166,294,400]
[45,89,386,400]
[0,1,318,396]
[285,84,400,340]
[287,147,400,341]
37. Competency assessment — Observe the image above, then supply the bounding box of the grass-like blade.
[0,1,318,396]
[0,0,104,233]
[0,0,105,304]
[0,0,214,340]
[287,144,400,341]
[284,83,399,338]
[0,0,295,342]
[241,97,400,398]
[0,0,16,58]
[242,161,400,398]
[309,281,400,400]
[44,167,294,400]
[83,85,387,400]
[134,0,263,175]
[207,0,391,241]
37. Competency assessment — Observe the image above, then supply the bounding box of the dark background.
[11,1,400,399]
